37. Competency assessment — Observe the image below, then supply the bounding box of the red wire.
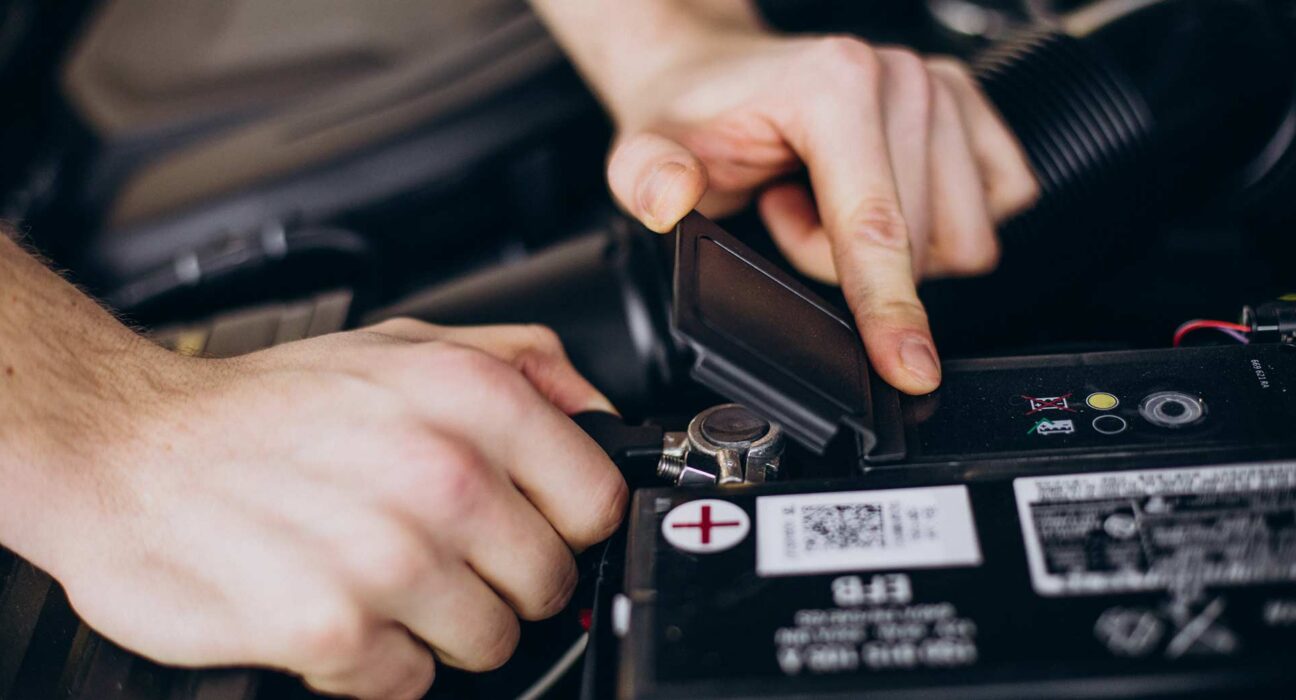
[1172,319,1251,347]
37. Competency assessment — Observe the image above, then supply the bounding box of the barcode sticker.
[755,486,982,577]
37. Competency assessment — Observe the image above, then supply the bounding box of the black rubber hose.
[925,0,1293,351]
[975,0,1293,240]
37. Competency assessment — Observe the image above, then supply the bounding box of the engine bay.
[2,0,1296,698]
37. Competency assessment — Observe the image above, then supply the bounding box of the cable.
[1218,328,1251,345]
[1172,319,1251,347]
[514,632,589,700]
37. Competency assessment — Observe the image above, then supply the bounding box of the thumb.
[607,132,708,233]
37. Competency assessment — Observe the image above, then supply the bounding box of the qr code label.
[756,486,982,577]
[800,504,883,552]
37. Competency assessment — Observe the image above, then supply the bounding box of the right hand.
[35,319,626,699]
[603,35,1039,395]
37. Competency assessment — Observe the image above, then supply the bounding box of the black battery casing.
[618,455,1296,698]
[614,345,1296,699]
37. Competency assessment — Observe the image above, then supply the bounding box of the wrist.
[0,333,187,576]
[533,0,767,127]
[0,236,195,575]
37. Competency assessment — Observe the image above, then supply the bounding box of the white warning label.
[1014,461,1296,596]
[755,486,982,577]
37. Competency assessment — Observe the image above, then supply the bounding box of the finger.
[391,560,521,673]
[394,346,628,551]
[776,39,940,394]
[459,481,578,622]
[876,48,935,273]
[607,131,709,232]
[401,433,579,621]
[493,325,617,416]
[924,78,1000,278]
[928,58,1040,221]
[366,319,617,415]
[758,182,837,283]
[302,624,435,700]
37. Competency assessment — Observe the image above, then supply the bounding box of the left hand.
[603,32,1038,395]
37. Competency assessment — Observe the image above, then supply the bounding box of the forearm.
[0,231,168,573]
[529,0,766,118]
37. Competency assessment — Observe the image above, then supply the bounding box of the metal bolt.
[657,453,686,482]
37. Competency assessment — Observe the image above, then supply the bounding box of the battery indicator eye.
[1138,391,1205,428]
[1086,392,1120,411]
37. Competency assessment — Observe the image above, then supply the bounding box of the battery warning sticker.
[1015,462,1296,596]
[756,486,982,577]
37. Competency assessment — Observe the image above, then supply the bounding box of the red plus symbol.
[671,504,743,544]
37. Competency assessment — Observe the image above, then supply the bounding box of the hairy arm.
[0,231,171,576]
[0,230,624,699]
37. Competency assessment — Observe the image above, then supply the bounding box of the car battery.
[615,462,1296,698]
[600,214,1296,698]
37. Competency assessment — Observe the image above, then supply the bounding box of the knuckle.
[964,235,1002,275]
[424,345,529,410]
[943,248,999,278]
[522,553,579,621]
[988,168,1040,222]
[815,36,879,72]
[1008,173,1041,212]
[522,324,564,354]
[857,297,930,329]
[350,529,427,597]
[394,655,436,700]
[514,325,570,377]
[572,471,629,550]
[845,198,911,250]
[294,602,370,674]
[391,655,436,700]
[375,424,448,500]
[383,431,491,529]
[426,443,490,525]
[807,36,881,89]
[446,347,523,396]
[468,615,521,671]
[595,473,630,537]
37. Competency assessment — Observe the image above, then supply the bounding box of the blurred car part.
[366,216,679,417]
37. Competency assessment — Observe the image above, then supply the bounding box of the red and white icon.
[661,499,750,554]
[1023,392,1075,415]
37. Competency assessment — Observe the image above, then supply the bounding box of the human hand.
[34,320,625,699]
[604,33,1038,394]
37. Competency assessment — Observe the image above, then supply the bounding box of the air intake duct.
[925,0,1293,349]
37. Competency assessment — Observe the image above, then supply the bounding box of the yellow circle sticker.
[1086,392,1119,411]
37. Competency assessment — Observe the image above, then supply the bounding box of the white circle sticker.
[661,499,750,554]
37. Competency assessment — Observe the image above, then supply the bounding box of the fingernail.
[639,162,689,229]
[899,337,941,388]
[586,394,620,417]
